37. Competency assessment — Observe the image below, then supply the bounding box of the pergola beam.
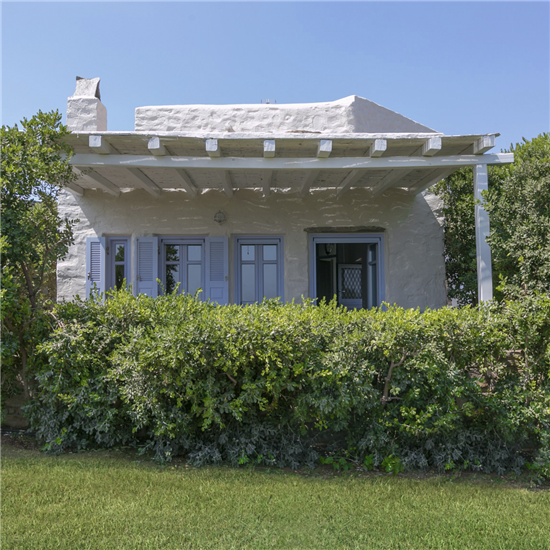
[473,135,495,155]
[221,170,234,197]
[75,168,120,197]
[336,170,364,197]
[261,170,273,197]
[369,139,387,157]
[71,152,514,171]
[65,182,85,197]
[370,168,414,196]
[174,168,198,198]
[263,140,276,158]
[206,139,221,157]
[89,135,114,155]
[407,167,457,195]
[125,168,162,198]
[148,137,167,156]
[317,140,332,158]
[422,137,442,157]
[299,170,320,197]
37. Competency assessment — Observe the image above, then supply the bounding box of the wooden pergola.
[65,130,514,301]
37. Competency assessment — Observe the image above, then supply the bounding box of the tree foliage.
[431,168,477,305]
[1,111,77,406]
[432,133,550,305]
[486,134,550,299]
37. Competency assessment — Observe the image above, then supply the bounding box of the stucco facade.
[57,184,446,308]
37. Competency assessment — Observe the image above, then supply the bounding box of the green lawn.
[2,442,549,550]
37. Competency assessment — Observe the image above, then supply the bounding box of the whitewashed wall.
[135,95,436,134]
[57,188,447,310]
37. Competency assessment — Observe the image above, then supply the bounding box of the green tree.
[486,134,550,299]
[1,111,77,406]
[432,133,550,305]
[431,168,477,305]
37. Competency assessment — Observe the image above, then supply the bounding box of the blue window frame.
[234,236,284,304]
[159,237,205,297]
[309,233,384,309]
[106,237,130,291]
[133,236,228,301]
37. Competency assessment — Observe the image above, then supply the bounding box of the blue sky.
[2,1,548,151]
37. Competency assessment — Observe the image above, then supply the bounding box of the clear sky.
[2,1,548,151]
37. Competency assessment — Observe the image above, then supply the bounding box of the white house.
[57,77,513,309]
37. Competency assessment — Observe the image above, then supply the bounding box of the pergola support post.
[473,164,493,302]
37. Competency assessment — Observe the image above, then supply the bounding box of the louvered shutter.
[205,237,228,304]
[135,237,158,297]
[85,237,106,298]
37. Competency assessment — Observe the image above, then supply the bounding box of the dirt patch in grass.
[1,432,40,452]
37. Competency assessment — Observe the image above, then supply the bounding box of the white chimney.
[66,77,107,131]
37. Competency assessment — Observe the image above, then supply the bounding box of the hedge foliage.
[26,291,550,476]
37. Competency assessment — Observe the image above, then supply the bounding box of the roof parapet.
[134,95,437,134]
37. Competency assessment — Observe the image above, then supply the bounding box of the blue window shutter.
[85,237,106,298]
[206,237,228,304]
[135,237,158,297]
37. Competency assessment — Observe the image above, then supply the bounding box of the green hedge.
[26,291,550,476]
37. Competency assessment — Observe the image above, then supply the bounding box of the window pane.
[187,264,202,296]
[166,264,179,294]
[188,245,201,262]
[115,264,125,290]
[241,264,256,302]
[241,245,255,262]
[165,244,180,262]
[263,245,277,261]
[263,264,278,299]
[114,244,125,262]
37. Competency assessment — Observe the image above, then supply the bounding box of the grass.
[2,441,550,550]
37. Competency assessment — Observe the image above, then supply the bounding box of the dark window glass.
[315,241,378,310]
[115,244,125,262]
[166,264,179,294]
[166,245,180,262]
[115,265,125,290]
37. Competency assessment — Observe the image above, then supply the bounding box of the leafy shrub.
[26,290,550,476]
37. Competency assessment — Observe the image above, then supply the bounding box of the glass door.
[311,234,383,309]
